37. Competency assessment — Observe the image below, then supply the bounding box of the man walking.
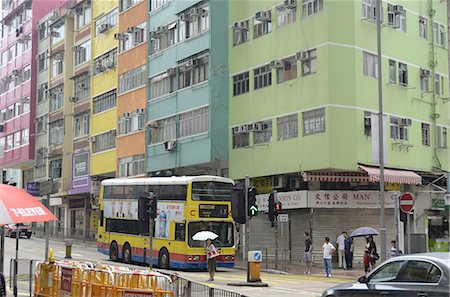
[336,231,346,269]
[303,231,313,274]
[322,237,335,277]
[344,232,353,270]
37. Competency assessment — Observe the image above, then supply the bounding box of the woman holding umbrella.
[366,235,378,270]
[205,238,219,281]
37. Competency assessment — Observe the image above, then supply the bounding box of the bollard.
[65,239,73,259]
[247,251,262,282]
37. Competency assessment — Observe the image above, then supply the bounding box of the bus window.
[191,182,232,201]
[104,186,125,199]
[153,185,187,201]
[188,221,234,248]
[175,223,185,241]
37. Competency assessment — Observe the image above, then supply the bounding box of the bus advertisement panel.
[97,176,236,269]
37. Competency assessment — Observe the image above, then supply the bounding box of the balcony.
[2,0,28,19]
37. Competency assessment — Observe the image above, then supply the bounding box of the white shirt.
[336,234,346,251]
[323,242,335,259]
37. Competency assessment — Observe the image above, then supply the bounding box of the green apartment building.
[229,0,450,263]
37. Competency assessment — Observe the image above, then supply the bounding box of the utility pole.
[376,0,387,262]
[45,192,50,261]
[244,175,250,282]
[148,192,156,269]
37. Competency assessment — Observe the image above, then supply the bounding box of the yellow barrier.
[34,260,173,297]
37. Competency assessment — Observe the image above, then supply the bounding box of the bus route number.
[199,204,228,218]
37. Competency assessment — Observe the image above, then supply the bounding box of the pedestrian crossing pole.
[244,175,250,282]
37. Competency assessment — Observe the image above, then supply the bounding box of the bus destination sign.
[199,204,228,218]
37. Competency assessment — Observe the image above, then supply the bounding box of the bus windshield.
[191,182,233,201]
[188,221,234,248]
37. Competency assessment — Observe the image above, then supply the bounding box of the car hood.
[328,282,368,291]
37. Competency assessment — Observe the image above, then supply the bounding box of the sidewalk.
[234,257,364,279]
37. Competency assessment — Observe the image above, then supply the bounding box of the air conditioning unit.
[69,96,79,103]
[149,31,157,39]
[273,176,288,189]
[136,108,144,114]
[72,45,82,52]
[37,23,44,30]
[400,118,412,126]
[284,0,297,9]
[296,51,309,61]
[179,12,188,21]
[99,23,111,34]
[392,5,404,14]
[77,82,87,89]
[253,122,264,131]
[167,68,176,76]
[88,135,97,143]
[50,30,60,37]
[234,21,248,31]
[364,117,371,126]
[419,18,426,25]
[123,112,131,118]
[186,59,198,67]
[164,140,176,151]
[189,7,201,16]
[74,7,84,15]
[270,60,284,69]
[106,61,115,69]
[147,121,159,128]
[96,64,106,72]
[420,69,430,77]
[114,33,127,40]
[110,130,117,137]
[126,26,136,34]
[12,69,20,77]
[255,10,271,22]
[48,11,59,22]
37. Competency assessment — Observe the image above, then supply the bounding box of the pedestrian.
[366,235,378,270]
[336,231,346,269]
[322,237,336,277]
[344,232,353,270]
[303,231,313,274]
[390,240,402,257]
[205,238,219,281]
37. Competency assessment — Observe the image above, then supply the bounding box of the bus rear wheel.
[109,241,119,261]
[158,248,170,269]
[122,243,132,263]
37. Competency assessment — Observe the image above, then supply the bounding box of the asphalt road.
[2,237,354,297]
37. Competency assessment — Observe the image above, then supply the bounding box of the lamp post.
[376,0,387,262]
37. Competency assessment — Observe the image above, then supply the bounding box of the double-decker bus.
[97,176,236,269]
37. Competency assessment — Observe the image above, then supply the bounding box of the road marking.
[271,286,322,296]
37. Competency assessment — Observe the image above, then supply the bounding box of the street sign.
[249,205,258,216]
[60,267,72,293]
[277,213,289,222]
[248,250,262,263]
[400,192,414,213]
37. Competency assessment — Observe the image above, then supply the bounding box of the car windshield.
[188,221,234,248]
[369,261,405,283]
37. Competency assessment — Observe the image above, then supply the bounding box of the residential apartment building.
[115,0,147,178]
[146,0,229,176]
[90,1,118,188]
[229,0,450,261]
[0,0,61,187]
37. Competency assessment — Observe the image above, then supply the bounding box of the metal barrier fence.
[235,246,291,272]
[9,259,37,297]
[32,227,97,243]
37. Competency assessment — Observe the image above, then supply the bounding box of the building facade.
[146,0,229,176]
[0,0,62,186]
[229,0,450,262]
[115,0,147,178]
[90,0,118,188]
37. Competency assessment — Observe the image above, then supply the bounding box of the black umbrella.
[350,227,379,238]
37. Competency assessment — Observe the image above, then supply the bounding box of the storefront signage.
[431,198,445,210]
[26,182,40,197]
[69,198,85,209]
[256,191,308,211]
[308,191,399,208]
[60,267,72,293]
[199,204,228,218]
[123,291,153,297]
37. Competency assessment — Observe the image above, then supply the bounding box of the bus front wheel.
[158,248,170,269]
[122,243,132,263]
[110,241,119,261]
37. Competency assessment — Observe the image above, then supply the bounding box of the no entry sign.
[400,192,414,213]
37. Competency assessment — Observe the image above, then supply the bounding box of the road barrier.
[34,260,174,297]
[9,258,38,297]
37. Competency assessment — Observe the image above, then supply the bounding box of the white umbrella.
[192,231,218,241]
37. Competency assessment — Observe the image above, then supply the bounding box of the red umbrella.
[0,184,57,224]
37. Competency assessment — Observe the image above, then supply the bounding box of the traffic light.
[275,202,282,212]
[268,193,275,225]
[231,183,246,224]
[248,187,258,217]
[148,193,157,219]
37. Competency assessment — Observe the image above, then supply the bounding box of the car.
[5,223,32,238]
[322,252,450,297]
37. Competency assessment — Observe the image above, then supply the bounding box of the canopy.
[358,165,422,185]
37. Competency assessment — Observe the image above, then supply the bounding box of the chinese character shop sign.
[308,191,399,208]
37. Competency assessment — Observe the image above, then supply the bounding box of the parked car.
[322,252,449,297]
[5,223,32,238]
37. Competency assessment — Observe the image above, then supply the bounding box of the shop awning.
[301,171,370,183]
[358,165,422,185]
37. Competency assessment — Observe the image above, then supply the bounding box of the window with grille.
[95,8,118,36]
[254,64,272,90]
[232,72,250,96]
[232,20,249,46]
[36,116,46,134]
[74,40,91,66]
[278,114,298,140]
[253,11,272,38]
[149,72,176,99]
[51,57,64,78]
[398,63,408,86]
[121,23,147,52]
[118,110,145,135]
[388,60,396,84]
[118,154,146,177]
[93,89,116,114]
[419,17,427,40]
[50,87,64,112]
[49,158,62,179]
[277,5,296,27]
[277,56,297,83]
[390,117,408,141]
[93,48,117,75]
[76,4,91,29]
[50,22,65,45]
[178,107,208,138]
[74,75,90,101]
[74,112,90,138]
[150,22,176,54]
[422,123,430,146]
[387,4,406,32]
[49,120,64,145]
[179,5,209,41]
[437,126,448,148]
[303,108,325,136]
[254,120,272,144]
[119,65,146,94]
[178,54,209,89]
[232,127,250,148]
[302,0,323,18]
[420,69,429,92]
[120,0,143,11]
[38,51,48,72]
[151,0,170,11]
[150,116,176,144]
[301,49,317,76]
[38,83,48,103]
[363,51,378,78]
[92,130,116,153]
